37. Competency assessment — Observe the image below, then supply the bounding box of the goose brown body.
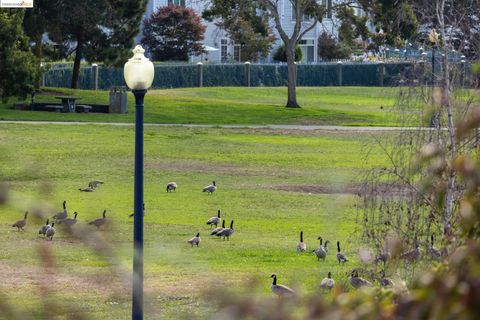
[216,220,234,240]
[349,270,372,289]
[270,274,295,297]
[320,272,335,290]
[297,231,307,252]
[211,220,225,235]
[53,201,68,221]
[12,211,28,231]
[62,212,78,226]
[187,233,201,247]
[336,241,348,264]
[39,219,50,235]
[89,210,107,228]
[314,237,327,260]
[206,209,221,227]
[202,181,217,194]
[45,223,55,240]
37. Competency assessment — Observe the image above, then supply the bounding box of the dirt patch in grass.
[146,161,263,176]
[273,183,412,196]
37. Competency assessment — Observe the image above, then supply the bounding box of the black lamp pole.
[132,89,146,320]
[431,45,436,86]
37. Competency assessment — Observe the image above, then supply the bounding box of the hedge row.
[43,62,471,90]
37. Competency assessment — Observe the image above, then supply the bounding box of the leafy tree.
[202,0,275,62]
[357,0,418,45]
[41,0,147,89]
[142,5,206,61]
[205,0,326,108]
[317,32,351,60]
[22,0,60,88]
[0,10,37,102]
[273,44,302,62]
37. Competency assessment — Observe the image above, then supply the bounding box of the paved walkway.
[0,120,429,131]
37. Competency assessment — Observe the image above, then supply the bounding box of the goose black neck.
[217,210,221,218]
[300,231,303,242]
[196,233,200,237]
[222,220,225,228]
[272,275,277,285]
[230,220,234,228]
[337,241,341,252]
[328,272,331,278]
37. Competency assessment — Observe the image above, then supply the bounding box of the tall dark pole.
[132,89,146,320]
[431,46,435,86]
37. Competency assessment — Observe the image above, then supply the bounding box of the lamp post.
[124,45,154,320]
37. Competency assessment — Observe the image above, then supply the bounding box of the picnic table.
[55,96,81,113]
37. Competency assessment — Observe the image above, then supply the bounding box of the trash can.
[109,86,127,113]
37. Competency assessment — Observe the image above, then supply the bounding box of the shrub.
[317,32,352,61]
[272,44,302,62]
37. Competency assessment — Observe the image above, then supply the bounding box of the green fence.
[43,62,472,90]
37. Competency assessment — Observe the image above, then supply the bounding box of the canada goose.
[378,270,394,287]
[270,274,295,297]
[211,220,225,236]
[216,220,234,240]
[39,219,50,235]
[61,212,78,226]
[89,180,104,189]
[297,231,307,252]
[427,235,442,261]
[206,209,221,228]
[128,203,145,218]
[79,187,94,192]
[202,181,216,194]
[53,201,68,221]
[349,270,372,289]
[320,272,334,290]
[336,241,348,264]
[166,182,177,192]
[45,223,55,240]
[187,232,201,247]
[88,210,107,228]
[314,237,327,261]
[400,241,420,262]
[12,211,28,231]
[324,240,330,253]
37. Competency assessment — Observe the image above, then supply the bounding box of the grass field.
[0,123,389,319]
[0,87,400,126]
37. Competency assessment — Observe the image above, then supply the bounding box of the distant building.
[142,0,360,63]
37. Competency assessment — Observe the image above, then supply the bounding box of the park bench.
[76,105,93,113]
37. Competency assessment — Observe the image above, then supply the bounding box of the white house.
[143,0,354,63]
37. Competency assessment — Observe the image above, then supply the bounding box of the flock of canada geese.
[11,178,404,297]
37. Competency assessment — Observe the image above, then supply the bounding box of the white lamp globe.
[124,45,154,90]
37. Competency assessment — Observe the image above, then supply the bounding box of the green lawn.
[0,123,388,319]
[0,87,401,126]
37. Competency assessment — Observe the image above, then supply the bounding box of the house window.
[291,4,309,21]
[321,0,332,19]
[168,0,185,6]
[299,39,315,63]
[221,39,228,62]
[233,43,241,62]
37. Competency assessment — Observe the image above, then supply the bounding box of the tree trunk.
[33,34,43,89]
[285,43,300,108]
[71,39,83,89]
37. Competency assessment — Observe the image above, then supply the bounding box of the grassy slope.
[0,124,388,319]
[0,87,399,126]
